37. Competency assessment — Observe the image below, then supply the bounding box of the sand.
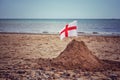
[53,39,104,70]
[0,33,120,60]
[0,33,120,79]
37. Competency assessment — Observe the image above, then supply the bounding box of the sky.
[0,0,120,19]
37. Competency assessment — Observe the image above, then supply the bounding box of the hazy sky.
[0,0,120,19]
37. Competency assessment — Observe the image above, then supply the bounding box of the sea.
[0,19,120,35]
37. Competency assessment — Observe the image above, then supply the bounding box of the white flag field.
[59,21,78,40]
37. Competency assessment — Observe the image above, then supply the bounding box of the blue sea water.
[0,19,120,35]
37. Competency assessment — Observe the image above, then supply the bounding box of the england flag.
[59,21,78,40]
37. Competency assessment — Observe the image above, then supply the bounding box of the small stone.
[22,77,29,80]
[83,72,90,76]
[39,67,44,70]
[66,73,70,76]
[3,73,10,78]
[54,73,61,78]
[45,71,54,76]
[72,74,76,77]
[35,71,41,76]
[50,68,55,71]
[42,73,49,79]
[61,72,70,78]
[31,70,36,78]
[17,70,26,74]
[77,77,85,80]
[73,69,80,74]
[109,74,118,80]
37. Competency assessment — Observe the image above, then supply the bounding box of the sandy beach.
[0,33,120,80]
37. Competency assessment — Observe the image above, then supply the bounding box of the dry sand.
[0,33,120,80]
[0,33,120,60]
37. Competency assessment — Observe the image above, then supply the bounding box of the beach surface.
[0,33,120,80]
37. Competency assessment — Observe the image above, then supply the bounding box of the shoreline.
[0,32,120,37]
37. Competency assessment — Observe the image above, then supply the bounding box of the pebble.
[0,69,120,80]
[39,67,44,70]
[17,70,26,74]
[31,70,36,77]
[109,73,118,80]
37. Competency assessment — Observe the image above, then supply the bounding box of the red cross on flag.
[59,21,78,40]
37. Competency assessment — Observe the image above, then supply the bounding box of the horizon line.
[0,18,120,20]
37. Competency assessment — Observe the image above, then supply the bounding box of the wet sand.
[0,33,120,80]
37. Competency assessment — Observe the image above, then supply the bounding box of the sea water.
[0,19,120,35]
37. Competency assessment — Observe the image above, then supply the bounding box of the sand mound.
[35,39,119,71]
[52,39,104,70]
